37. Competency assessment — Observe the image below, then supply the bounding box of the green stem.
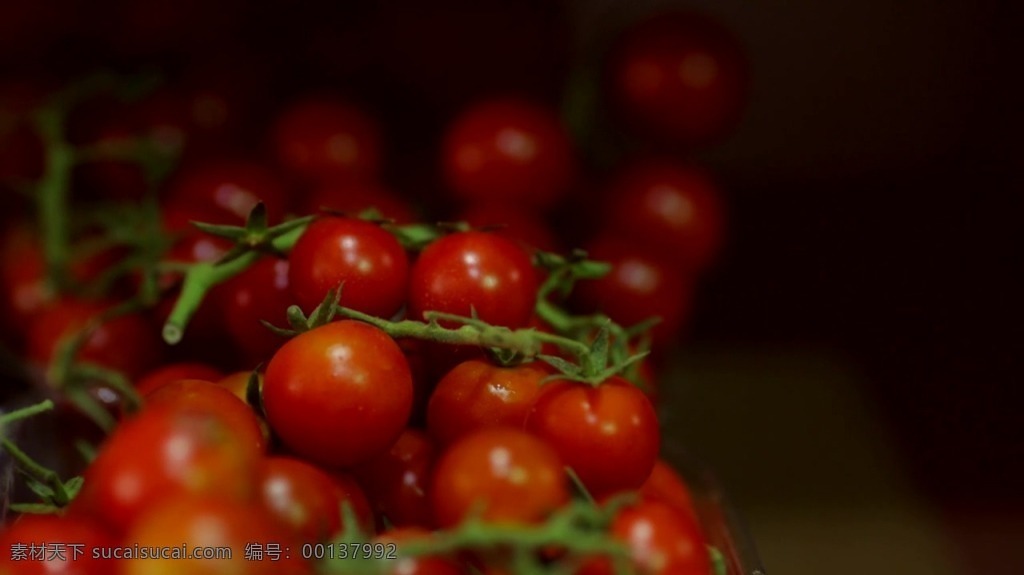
[334,307,590,361]
[0,400,54,428]
[33,106,75,292]
[162,226,305,344]
[1,439,69,505]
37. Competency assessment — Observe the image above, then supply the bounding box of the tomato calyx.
[0,399,84,514]
[190,202,315,265]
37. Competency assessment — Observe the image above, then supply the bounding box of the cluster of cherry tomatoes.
[0,8,747,575]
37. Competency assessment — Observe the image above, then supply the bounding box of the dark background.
[3,0,1022,570]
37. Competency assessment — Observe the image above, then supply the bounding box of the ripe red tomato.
[442,98,574,209]
[639,459,699,521]
[164,160,291,225]
[455,202,559,253]
[573,236,692,345]
[427,359,549,446]
[0,226,115,336]
[430,426,569,527]
[408,231,538,329]
[263,320,414,468]
[302,180,418,224]
[354,428,437,529]
[271,97,382,183]
[602,160,725,273]
[374,527,463,575]
[72,404,262,535]
[134,362,224,395]
[0,514,117,575]
[607,11,747,146]
[141,379,267,452]
[120,496,312,575]
[525,378,660,499]
[257,457,347,543]
[606,501,710,575]
[220,256,293,361]
[27,299,162,380]
[287,217,409,318]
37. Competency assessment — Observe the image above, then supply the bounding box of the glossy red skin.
[141,379,267,453]
[603,160,725,273]
[303,180,418,224]
[573,237,692,346]
[72,405,262,535]
[26,299,161,380]
[288,217,409,317]
[221,257,293,361]
[608,11,747,146]
[375,527,464,575]
[257,457,346,543]
[430,426,569,527]
[408,231,538,329]
[134,362,224,395]
[263,320,414,468]
[121,497,312,575]
[606,501,710,575]
[354,428,437,529]
[0,514,117,575]
[525,378,660,499]
[164,160,291,225]
[272,98,382,183]
[442,99,574,209]
[427,360,549,446]
[455,203,559,253]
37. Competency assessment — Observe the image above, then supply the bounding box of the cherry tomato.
[141,379,267,452]
[257,457,347,543]
[287,217,409,317]
[606,501,710,575]
[354,428,437,528]
[408,231,538,329]
[607,11,747,146]
[263,320,414,468]
[442,98,574,209]
[72,404,262,535]
[427,359,549,446]
[134,362,224,395]
[303,180,418,224]
[430,426,569,527]
[525,378,660,499]
[0,514,117,575]
[602,160,725,273]
[27,299,161,380]
[375,527,464,575]
[164,160,291,226]
[271,97,382,183]
[573,237,692,345]
[220,256,293,361]
[455,203,559,253]
[120,496,311,575]
[639,459,699,521]
[0,226,112,336]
